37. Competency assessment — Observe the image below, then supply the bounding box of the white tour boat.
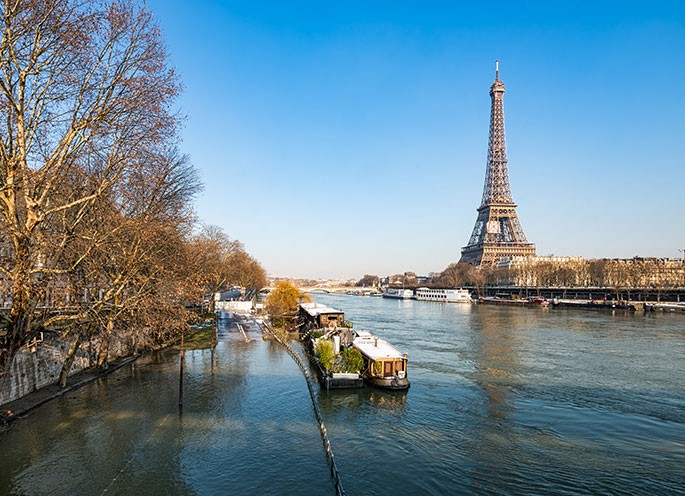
[414,287,472,303]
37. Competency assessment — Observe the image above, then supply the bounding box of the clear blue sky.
[147,0,685,279]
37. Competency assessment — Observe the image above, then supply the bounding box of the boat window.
[384,361,393,376]
[395,361,404,371]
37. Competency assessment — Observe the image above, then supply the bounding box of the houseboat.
[309,327,364,389]
[298,302,346,334]
[352,330,410,390]
[299,303,363,389]
[415,287,472,303]
[382,287,414,299]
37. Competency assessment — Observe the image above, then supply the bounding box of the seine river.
[1,294,684,495]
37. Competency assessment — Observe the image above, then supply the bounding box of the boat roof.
[353,331,405,360]
[299,302,343,317]
[416,287,468,291]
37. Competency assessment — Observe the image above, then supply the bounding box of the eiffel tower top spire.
[481,60,513,207]
[459,61,536,266]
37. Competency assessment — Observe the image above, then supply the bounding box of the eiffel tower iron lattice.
[459,61,536,266]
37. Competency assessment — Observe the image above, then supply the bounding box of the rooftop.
[353,331,405,361]
[299,302,343,317]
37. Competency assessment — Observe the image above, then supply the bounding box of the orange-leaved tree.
[265,280,310,331]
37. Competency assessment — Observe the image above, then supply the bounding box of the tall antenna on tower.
[495,60,499,81]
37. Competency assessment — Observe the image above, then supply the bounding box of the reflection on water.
[319,387,408,415]
[1,297,684,495]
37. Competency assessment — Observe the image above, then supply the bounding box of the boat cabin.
[352,330,408,381]
[298,302,345,332]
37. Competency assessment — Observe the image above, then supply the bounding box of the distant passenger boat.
[382,288,414,299]
[352,330,410,390]
[415,287,472,303]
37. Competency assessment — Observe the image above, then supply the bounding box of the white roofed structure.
[298,302,345,331]
[299,302,342,317]
[352,330,405,361]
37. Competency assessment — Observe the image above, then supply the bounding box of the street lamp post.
[679,250,685,302]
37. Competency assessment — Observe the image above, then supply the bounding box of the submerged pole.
[211,315,216,372]
[178,327,185,408]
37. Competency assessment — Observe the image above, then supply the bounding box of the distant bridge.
[300,287,379,295]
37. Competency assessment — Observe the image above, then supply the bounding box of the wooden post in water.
[178,327,185,408]
[211,316,216,372]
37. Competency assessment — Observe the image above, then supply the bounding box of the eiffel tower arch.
[460,62,536,266]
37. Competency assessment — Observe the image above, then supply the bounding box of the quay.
[479,285,685,303]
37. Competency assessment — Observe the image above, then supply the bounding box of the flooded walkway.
[0,315,331,495]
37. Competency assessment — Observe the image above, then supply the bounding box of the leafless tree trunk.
[0,0,180,375]
[58,334,80,388]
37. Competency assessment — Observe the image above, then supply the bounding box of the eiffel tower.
[459,61,536,266]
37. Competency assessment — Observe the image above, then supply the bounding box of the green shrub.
[314,339,335,372]
[341,347,364,373]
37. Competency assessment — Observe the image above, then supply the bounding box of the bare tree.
[226,250,266,293]
[356,274,379,287]
[434,262,480,289]
[186,225,244,313]
[0,0,180,375]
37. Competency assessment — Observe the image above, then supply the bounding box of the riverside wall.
[0,332,128,405]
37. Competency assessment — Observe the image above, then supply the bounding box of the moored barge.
[551,299,635,311]
[645,302,685,312]
[299,303,364,389]
[479,296,549,306]
[309,326,364,389]
[352,331,410,390]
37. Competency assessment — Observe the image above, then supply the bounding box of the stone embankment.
[0,330,130,405]
[1,322,212,427]
[1,355,138,432]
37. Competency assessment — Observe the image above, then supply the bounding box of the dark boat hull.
[321,374,364,389]
[364,375,410,390]
[309,355,364,389]
[479,297,549,306]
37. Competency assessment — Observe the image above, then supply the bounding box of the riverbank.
[0,355,139,432]
[0,321,215,432]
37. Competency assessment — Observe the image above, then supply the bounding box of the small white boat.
[382,288,414,299]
